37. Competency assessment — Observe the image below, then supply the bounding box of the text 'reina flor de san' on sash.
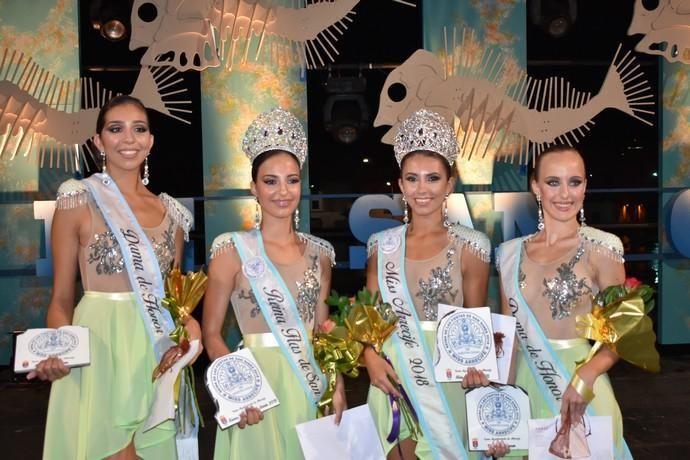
[231,230,326,405]
[497,237,633,460]
[84,174,175,359]
[375,225,468,460]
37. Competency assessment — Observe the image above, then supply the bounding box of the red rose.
[624,277,642,289]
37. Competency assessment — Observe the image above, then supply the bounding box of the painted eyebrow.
[105,119,149,125]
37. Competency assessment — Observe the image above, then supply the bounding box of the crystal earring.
[294,207,300,229]
[100,151,106,174]
[142,157,150,186]
[254,198,261,230]
[537,195,545,231]
[579,207,586,226]
[442,194,451,228]
[402,195,409,224]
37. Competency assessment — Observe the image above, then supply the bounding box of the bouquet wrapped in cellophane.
[313,289,419,441]
[576,277,660,373]
[152,268,208,433]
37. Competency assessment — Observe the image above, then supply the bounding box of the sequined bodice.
[518,241,595,339]
[78,200,177,292]
[231,248,322,334]
[406,241,463,321]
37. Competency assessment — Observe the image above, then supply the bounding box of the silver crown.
[393,109,458,166]
[241,107,308,167]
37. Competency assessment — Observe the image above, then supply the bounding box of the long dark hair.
[251,150,301,181]
[96,95,150,134]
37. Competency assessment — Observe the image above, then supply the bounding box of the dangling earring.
[579,207,586,226]
[442,194,450,228]
[294,208,300,229]
[254,198,262,230]
[142,157,150,186]
[537,194,545,231]
[100,151,110,185]
[402,195,409,224]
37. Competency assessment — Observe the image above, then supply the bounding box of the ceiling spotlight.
[101,19,127,41]
[530,0,577,38]
[323,76,371,145]
[90,0,129,42]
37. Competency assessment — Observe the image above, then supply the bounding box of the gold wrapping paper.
[576,290,660,373]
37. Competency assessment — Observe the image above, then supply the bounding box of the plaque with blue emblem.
[434,304,499,382]
[465,385,530,451]
[205,348,279,429]
[13,326,90,373]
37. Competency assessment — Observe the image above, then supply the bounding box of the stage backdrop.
[423,0,527,310]
[0,0,78,364]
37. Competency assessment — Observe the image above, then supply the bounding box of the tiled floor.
[2,350,688,459]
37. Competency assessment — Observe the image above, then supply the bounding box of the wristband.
[570,373,595,402]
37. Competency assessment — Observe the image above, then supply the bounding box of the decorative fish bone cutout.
[0,49,192,171]
[627,0,690,64]
[375,28,655,165]
[130,0,361,71]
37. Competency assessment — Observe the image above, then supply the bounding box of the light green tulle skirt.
[213,334,316,460]
[515,337,630,459]
[43,291,177,460]
[367,327,485,460]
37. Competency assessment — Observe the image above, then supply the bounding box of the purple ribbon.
[383,354,419,443]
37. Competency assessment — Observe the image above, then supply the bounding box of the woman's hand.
[324,374,347,425]
[363,346,402,399]
[27,356,70,382]
[461,367,490,389]
[561,370,594,424]
[237,407,263,429]
[485,440,510,458]
[183,316,204,365]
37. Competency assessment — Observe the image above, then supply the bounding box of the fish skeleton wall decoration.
[375,29,655,164]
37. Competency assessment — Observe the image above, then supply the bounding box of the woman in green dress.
[32,95,201,460]
[202,108,346,459]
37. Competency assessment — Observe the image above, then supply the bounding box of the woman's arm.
[172,227,203,361]
[28,206,86,381]
[362,251,402,398]
[314,254,333,330]
[201,249,240,361]
[561,253,625,422]
[461,248,490,307]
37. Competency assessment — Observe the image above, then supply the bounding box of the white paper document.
[491,313,516,384]
[465,385,530,451]
[434,304,499,382]
[14,326,90,373]
[296,404,385,460]
[144,339,201,431]
[205,348,280,429]
[528,416,613,460]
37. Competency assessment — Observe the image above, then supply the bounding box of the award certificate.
[434,304,499,382]
[205,348,280,429]
[466,385,530,451]
[14,326,90,373]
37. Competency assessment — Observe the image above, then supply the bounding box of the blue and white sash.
[84,174,175,358]
[84,174,198,459]
[376,225,468,460]
[231,230,326,405]
[497,237,632,459]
